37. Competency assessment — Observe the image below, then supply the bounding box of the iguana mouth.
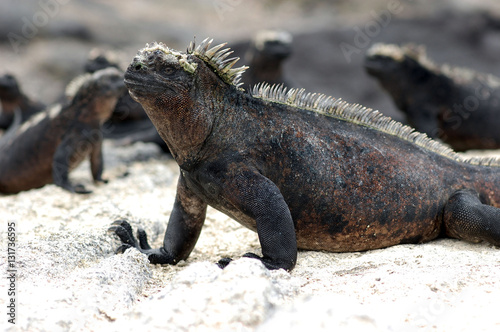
[123,75,150,99]
[123,77,147,89]
[123,70,165,96]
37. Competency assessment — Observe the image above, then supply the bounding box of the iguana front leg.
[52,133,92,194]
[109,174,207,264]
[217,169,298,271]
[89,135,108,184]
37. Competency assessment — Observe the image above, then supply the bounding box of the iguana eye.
[164,67,175,75]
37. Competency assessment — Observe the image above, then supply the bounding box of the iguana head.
[124,42,197,113]
[123,38,248,166]
[124,38,247,108]
[0,74,22,124]
[364,43,443,110]
[66,67,126,121]
[0,74,21,101]
[244,30,292,86]
[84,48,121,74]
[248,30,293,60]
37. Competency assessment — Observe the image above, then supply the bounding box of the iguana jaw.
[123,71,165,101]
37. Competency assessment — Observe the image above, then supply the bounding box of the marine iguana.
[0,73,45,129]
[84,49,169,152]
[364,43,500,151]
[84,49,149,124]
[242,30,293,88]
[110,38,500,271]
[0,67,125,194]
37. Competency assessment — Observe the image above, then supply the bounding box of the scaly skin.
[0,67,125,194]
[111,39,500,271]
[365,43,500,151]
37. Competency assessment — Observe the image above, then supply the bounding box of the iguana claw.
[108,219,175,264]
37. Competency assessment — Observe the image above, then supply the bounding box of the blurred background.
[1,0,499,122]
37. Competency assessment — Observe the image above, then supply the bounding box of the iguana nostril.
[134,63,143,71]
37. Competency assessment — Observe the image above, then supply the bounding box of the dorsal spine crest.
[251,82,500,167]
[189,38,248,88]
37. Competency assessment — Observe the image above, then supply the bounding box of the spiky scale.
[196,38,213,55]
[187,40,195,54]
[220,57,240,70]
[213,49,234,65]
[204,43,227,59]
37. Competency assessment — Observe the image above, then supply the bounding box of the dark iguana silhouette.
[0,67,125,194]
[110,38,500,271]
[365,43,500,151]
[0,73,45,130]
[241,30,293,88]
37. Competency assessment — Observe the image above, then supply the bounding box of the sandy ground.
[1,1,500,331]
[1,142,499,331]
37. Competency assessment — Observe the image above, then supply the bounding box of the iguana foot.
[217,253,293,271]
[243,252,294,271]
[94,178,109,185]
[58,182,92,194]
[108,219,175,264]
[73,183,92,194]
[216,257,233,269]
